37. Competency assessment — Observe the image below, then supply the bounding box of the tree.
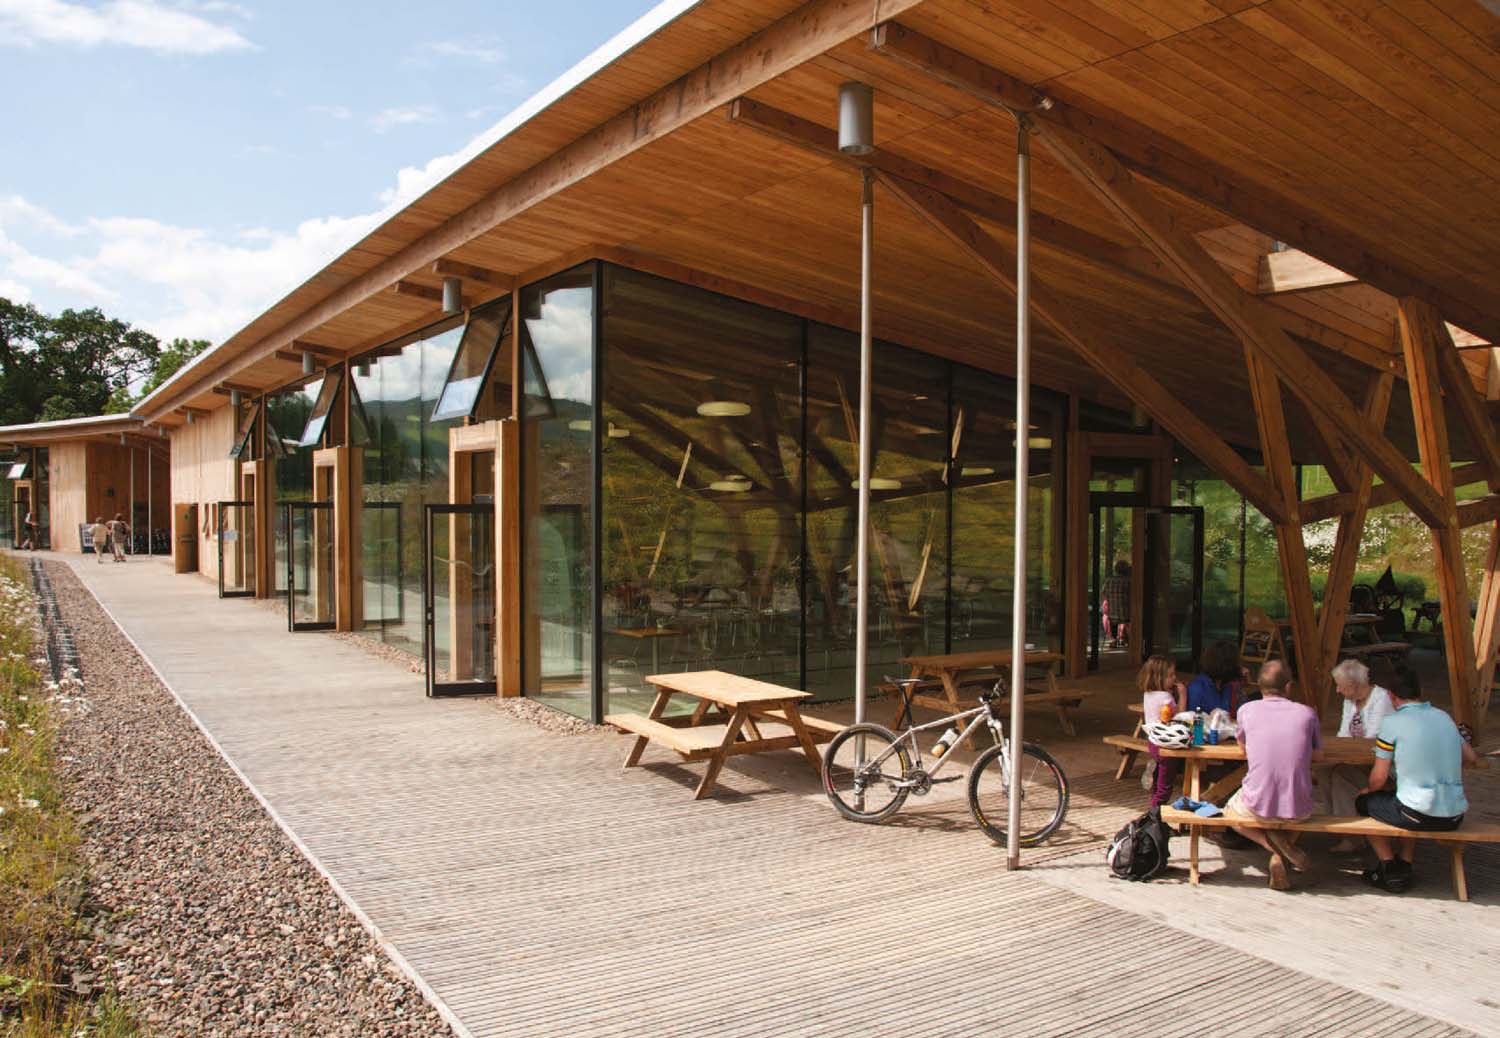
[0,299,161,425]
[139,337,211,398]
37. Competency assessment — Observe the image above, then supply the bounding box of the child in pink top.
[1139,655,1185,808]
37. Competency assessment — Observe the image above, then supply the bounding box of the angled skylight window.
[298,368,344,447]
[431,301,510,422]
[228,401,261,460]
[6,461,28,479]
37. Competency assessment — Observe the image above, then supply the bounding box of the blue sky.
[0,0,666,343]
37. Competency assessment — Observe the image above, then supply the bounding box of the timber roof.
[134,0,1500,471]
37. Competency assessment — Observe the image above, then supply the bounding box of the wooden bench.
[1160,807,1500,900]
[1339,641,1412,664]
[1106,733,1151,780]
[883,682,1093,736]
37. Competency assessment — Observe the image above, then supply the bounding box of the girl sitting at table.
[1139,655,1185,808]
[1186,639,1250,717]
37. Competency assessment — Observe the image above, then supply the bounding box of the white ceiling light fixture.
[696,401,751,418]
[850,477,903,491]
[961,466,995,477]
[709,479,752,493]
[838,81,875,156]
[567,419,592,432]
[442,277,463,315]
[607,423,631,439]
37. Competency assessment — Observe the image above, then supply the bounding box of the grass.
[0,556,140,1037]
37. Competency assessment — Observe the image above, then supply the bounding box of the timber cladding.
[169,408,236,579]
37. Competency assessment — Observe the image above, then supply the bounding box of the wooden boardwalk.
[57,554,1489,1038]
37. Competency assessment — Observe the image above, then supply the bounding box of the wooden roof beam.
[140,0,928,422]
[1425,307,1500,490]
[432,259,513,289]
[873,168,1286,525]
[290,340,342,360]
[868,21,1500,345]
[391,280,445,305]
[1029,117,1448,529]
[1301,463,1486,525]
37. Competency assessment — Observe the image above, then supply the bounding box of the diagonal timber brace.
[872,169,1285,525]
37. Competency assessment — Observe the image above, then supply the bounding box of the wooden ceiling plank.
[1258,250,1358,295]
[867,20,1500,343]
[1031,115,1448,528]
[873,166,1285,523]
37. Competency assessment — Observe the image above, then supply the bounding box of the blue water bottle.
[1191,710,1205,747]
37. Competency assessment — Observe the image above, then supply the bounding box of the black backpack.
[1106,807,1172,881]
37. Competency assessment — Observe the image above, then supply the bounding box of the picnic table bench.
[1161,807,1500,900]
[606,670,841,800]
[892,649,1090,743]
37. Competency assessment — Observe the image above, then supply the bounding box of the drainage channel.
[29,557,81,685]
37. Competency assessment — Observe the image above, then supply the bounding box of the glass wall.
[266,380,318,594]
[599,265,803,714]
[521,266,596,718]
[348,314,471,654]
[541,262,1068,720]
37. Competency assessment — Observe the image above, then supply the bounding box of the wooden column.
[1317,374,1395,678]
[1245,351,1327,714]
[1398,298,1478,729]
[499,419,522,696]
[313,447,352,631]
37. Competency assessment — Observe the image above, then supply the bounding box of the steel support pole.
[854,167,875,723]
[1006,119,1033,871]
[147,449,154,556]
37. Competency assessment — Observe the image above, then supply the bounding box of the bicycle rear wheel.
[967,741,1069,846]
[822,723,911,823]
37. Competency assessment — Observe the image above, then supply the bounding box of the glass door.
[286,501,336,632]
[1141,506,1205,666]
[218,500,256,598]
[360,501,404,629]
[423,503,497,697]
[1088,491,1144,670]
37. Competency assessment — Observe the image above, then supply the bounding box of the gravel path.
[45,561,454,1038]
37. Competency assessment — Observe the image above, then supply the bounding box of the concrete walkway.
[53,553,1491,1037]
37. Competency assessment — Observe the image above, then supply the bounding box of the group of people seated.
[1140,642,1476,893]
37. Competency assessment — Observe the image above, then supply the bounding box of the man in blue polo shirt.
[1356,666,1476,893]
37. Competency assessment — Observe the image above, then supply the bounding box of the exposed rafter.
[873,168,1285,524]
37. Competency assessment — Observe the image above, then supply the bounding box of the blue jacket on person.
[1186,674,1243,716]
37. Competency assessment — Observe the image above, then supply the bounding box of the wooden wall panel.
[168,409,236,580]
[48,443,88,552]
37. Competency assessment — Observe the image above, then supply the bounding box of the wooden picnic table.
[894,649,1085,741]
[606,670,841,800]
[608,626,682,672]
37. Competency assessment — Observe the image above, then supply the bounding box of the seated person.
[1356,665,1476,893]
[1138,654,1185,809]
[1225,661,1323,890]
[1318,659,1397,844]
[1186,639,1247,717]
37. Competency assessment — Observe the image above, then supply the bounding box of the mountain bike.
[822,682,1069,846]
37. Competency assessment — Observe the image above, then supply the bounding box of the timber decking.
[56,554,1492,1038]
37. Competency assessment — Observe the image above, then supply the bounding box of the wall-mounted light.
[302,351,315,376]
[696,401,751,417]
[838,81,875,156]
[442,277,463,315]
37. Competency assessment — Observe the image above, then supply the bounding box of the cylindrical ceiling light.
[119,433,127,446]
[356,360,371,377]
[302,351,315,376]
[696,401,751,418]
[186,412,195,426]
[442,277,463,315]
[229,389,242,408]
[837,81,875,156]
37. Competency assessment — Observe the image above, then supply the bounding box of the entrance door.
[286,501,336,631]
[423,503,496,697]
[218,500,256,598]
[1140,506,1205,666]
[1088,491,1145,670]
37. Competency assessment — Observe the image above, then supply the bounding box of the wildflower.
[19,798,38,810]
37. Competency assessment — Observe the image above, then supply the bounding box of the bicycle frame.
[858,702,1007,788]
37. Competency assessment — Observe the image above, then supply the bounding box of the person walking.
[90,516,109,563]
[19,510,36,550]
[108,513,130,562]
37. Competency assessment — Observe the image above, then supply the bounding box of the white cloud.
[308,103,352,120]
[375,147,466,207]
[414,38,506,64]
[0,0,255,55]
[370,104,439,133]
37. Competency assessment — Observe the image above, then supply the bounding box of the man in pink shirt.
[1225,661,1323,890]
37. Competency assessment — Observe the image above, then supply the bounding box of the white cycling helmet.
[1144,720,1193,749]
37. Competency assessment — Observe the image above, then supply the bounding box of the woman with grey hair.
[1322,658,1395,849]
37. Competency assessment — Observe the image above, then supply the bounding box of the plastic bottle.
[932,726,960,757]
[1159,701,1173,724]
[1191,710,1205,747]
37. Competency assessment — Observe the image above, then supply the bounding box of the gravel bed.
[44,561,454,1038]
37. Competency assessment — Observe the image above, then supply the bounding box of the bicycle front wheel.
[822,723,911,824]
[968,741,1069,847]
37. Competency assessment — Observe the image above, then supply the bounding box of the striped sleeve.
[1373,712,1397,760]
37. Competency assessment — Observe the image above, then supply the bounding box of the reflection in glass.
[522,266,595,719]
[599,266,802,715]
[425,505,497,694]
[431,305,511,421]
[804,326,948,698]
[298,369,343,448]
